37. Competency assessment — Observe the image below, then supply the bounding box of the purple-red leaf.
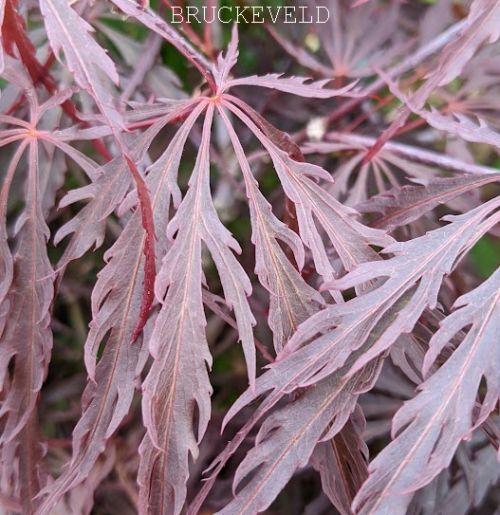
[354,267,500,514]
[358,173,500,231]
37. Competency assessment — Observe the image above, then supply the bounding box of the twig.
[319,131,500,175]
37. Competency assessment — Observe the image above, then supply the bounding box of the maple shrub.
[0,0,499,514]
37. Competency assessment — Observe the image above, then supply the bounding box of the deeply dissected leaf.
[39,0,122,131]
[358,173,500,231]
[307,133,500,207]
[354,267,500,514]
[210,198,498,512]
[1,2,499,512]
[218,358,382,514]
[0,140,53,508]
[224,74,358,98]
[139,102,255,514]
[224,98,391,277]
[380,67,500,149]
[271,0,404,80]
[37,100,207,515]
[218,106,324,352]
[323,197,499,377]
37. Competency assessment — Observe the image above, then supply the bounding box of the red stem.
[125,155,156,343]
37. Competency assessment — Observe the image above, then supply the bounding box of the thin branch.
[322,131,500,175]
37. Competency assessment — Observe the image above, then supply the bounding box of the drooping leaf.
[2,3,500,511]
[37,100,208,515]
[139,102,256,514]
[212,199,498,513]
[0,140,53,509]
[0,140,53,442]
[218,105,324,353]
